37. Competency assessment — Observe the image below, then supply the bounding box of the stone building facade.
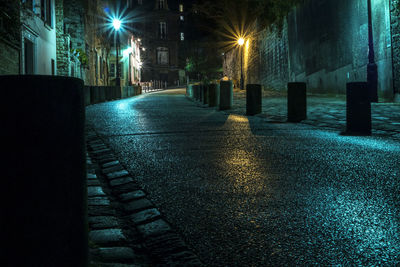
[224,0,399,101]
[129,0,186,85]
[55,0,110,85]
[0,1,21,75]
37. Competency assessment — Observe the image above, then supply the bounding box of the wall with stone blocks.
[226,0,397,100]
[390,0,400,97]
[0,40,20,75]
[287,0,394,99]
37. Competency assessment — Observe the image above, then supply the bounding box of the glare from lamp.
[112,18,121,31]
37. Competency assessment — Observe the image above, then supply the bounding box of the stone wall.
[55,0,70,76]
[0,39,20,75]
[0,1,21,74]
[258,23,289,90]
[83,0,110,86]
[391,0,400,97]
[225,0,397,100]
[287,0,393,99]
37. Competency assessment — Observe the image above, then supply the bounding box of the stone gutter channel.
[86,127,203,266]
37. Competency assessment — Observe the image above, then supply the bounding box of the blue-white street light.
[112,17,122,86]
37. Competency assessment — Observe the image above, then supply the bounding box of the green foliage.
[71,48,89,66]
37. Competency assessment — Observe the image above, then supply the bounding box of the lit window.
[158,0,165,9]
[180,32,184,41]
[180,15,184,21]
[159,21,167,39]
[179,4,183,12]
[157,47,169,65]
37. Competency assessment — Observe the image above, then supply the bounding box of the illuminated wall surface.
[257,0,399,99]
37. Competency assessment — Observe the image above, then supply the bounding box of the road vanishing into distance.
[86,88,400,266]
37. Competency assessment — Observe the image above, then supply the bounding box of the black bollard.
[346,82,371,135]
[1,75,88,266]
[246,84,262,115]
[193,84,200,101]
[203,84,209,105]
[208,83,220,107]
[287,82,307,122]
[84,85,91,106]
[199,84,204,102]
[219,80,233,110]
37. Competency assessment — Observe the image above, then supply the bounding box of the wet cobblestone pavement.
[86,88,400,266]
[230,89,400,139]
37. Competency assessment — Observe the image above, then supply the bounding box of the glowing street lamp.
[238,37,245,90]
[112,17,122,86]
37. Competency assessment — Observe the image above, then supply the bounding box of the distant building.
[128,0,186,86]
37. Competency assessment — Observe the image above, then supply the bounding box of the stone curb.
[86,128,203,266]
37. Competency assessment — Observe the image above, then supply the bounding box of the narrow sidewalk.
[229,89,400,139]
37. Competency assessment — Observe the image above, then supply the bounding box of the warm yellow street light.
[238,37,245,89]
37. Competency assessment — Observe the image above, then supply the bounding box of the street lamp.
[238,37,245,90]
[367,0,378,102]
[113,18,122,86]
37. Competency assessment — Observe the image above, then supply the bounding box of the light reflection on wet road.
[86,89,400,266]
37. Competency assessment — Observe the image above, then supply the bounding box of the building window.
[40,0,53,27]
[157,47,169,65]
[159,21,167,39]
[51,59,55,75]
[100,57,103,79]
[24,38,34,74]
[119,63,124,78]
[180,15,184,21]
[180,32,184,41]
[179,4,183,12]
[110,63,115,77]
[158,0,165,9]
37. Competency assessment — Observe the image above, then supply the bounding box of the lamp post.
[367,0,378,102]
[238,37,244,90]
[113,18,121,86]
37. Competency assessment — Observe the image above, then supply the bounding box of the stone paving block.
[102,160,120,169]
[89,216,119,229]
[89,229,127,245]
[87,173,97,179]
[98,156,117,164]
[88,197,110,206]
[124,198,154,213]
[90,144,107,151]
[110,177,134,187]
[106,170,130,180]
[119,190,146,202]
[137,219,172,239]
[88,186,106,197]
[88,179,101,186]
[112,182,141,195]
[130,208,161,225]
[89,206,116,216]
[90,247,137,262]
[92,148,112,155]
[102,165,124,174]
